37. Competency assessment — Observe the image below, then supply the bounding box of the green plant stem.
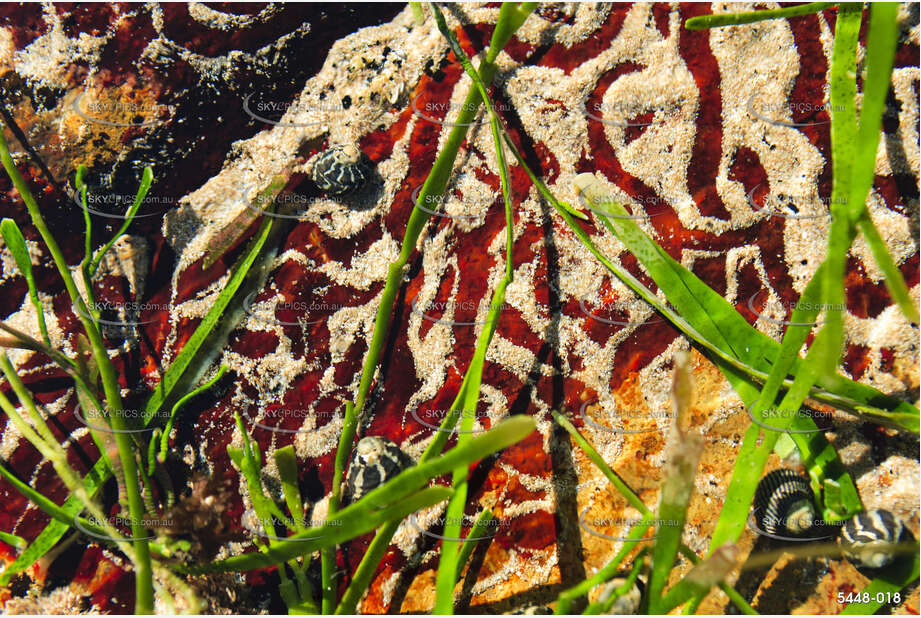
[0,457,120,542]
[75,175,98,318]
[685,4,909,612]
[0,456,109,586]
[0,131,153,613]
[228,411,305,612]
[454,508,495,582]
[75,166,92,263]
[582,549,646,614]
[74,168,100,320]
[87,167,152,277]
[512,140,914,431]
[0,322,101,409]
[275,446,317,612]
[553,411,755,614]
[15,179,286,609]
[0,455,203,614]
[409,2,425,24]
[0,383,139,567]
[199,417,532,583]
[321,3,535,610]
[0,218,50,346]
[70,334,130,516]
[855,215,918,323]
[144,181,283,422]
[555,516,652,615]
[178,487,455,574]
[158,365,229,465]
[0,354,64,448]
[684,2,836,29]
[817,3,862,382]
[0,531,26,550]
[428,3,523,611]
[334,519,399,614]
[846,2,917,323]
[0,363,98,517]
[659,545,739,613]
[335,366,486,613]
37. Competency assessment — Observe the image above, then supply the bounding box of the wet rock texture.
[0,3,918,614]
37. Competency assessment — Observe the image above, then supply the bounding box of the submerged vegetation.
[0,2,917,615]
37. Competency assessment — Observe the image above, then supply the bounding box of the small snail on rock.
[839,509,905,569]
[310,144,372,195]
[753,469,818,538]
[343,436,414,505]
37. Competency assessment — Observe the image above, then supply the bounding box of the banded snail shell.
[754,469,817,537]
[839,509,905,569]
[310,144,372,195]
[343,436,414,505]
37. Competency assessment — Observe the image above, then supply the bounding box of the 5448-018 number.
[837,592,901,605]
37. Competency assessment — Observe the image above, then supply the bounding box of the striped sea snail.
[343,436,414,505]
[310,144,372,195]
[753,469,818,538]
[839,509,905,569]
